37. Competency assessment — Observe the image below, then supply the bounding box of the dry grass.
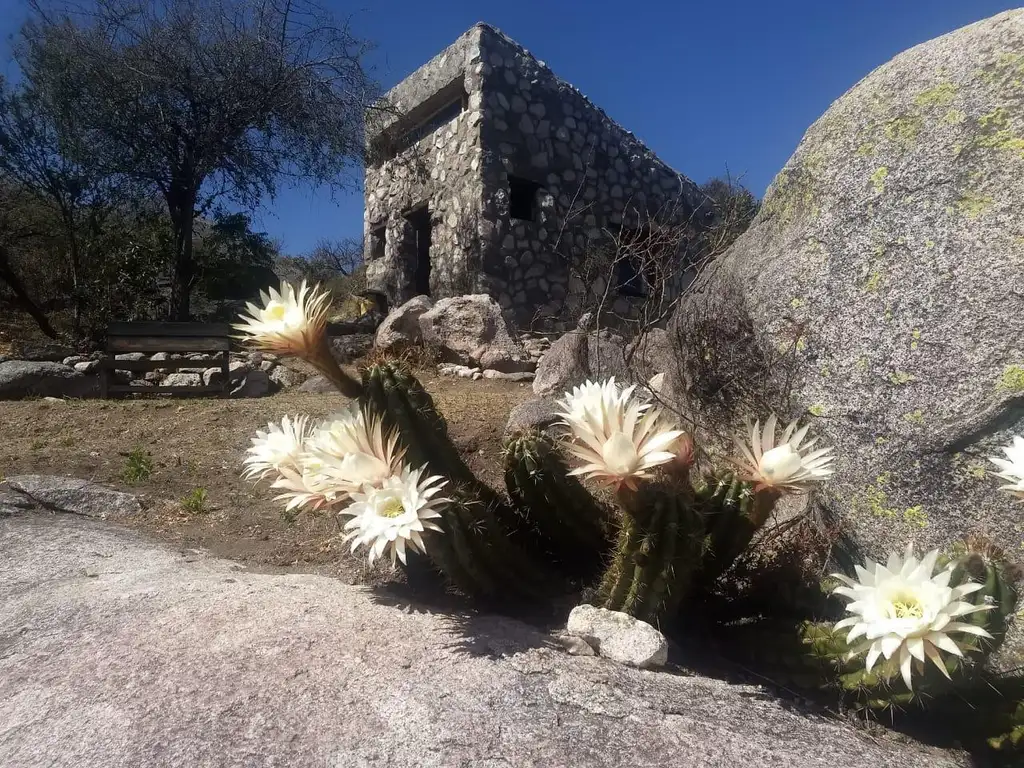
[0,370,533,583]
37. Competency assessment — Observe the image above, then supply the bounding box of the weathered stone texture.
[364,23,706,329]
[667,11,1024,570]
[0,513,966,767]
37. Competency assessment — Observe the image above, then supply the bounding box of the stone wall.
[363,26,489,305]
[363,23,706,330]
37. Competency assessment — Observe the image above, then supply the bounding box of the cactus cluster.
[236,280,1024,759]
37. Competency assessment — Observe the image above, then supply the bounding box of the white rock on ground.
[0,512,965,767]
[566,604,668,669]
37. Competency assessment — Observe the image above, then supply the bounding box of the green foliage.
[121,448,154,484]
[181,487,209,515]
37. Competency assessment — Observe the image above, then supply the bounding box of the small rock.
[375,295,433,350]
[62,355,89,367]
[162,372,203,388]
[482,369,535,382]
[566,604,668,669]
[259,360,276,372]
[5,475,141,519]
[269,366,308,389]
[231,369,270,398]
[296,375,339,394]
[74,361,99,374]
[114,352,147,362]
[504,397,562,438]
[551,630,596,657]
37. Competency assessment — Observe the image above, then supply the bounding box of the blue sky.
[1,0,1020,255]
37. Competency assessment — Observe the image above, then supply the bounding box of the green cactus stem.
[359,362,552,600]
[692,471,776,589]
[503,430,611,578]
[595,482,705,624]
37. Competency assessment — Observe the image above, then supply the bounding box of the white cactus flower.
[341,466,449,566]
[831,544,993,691]
[733,414,834,493]
[990,435,1024,500]
[557,377,685,490]
[233,280,332,356]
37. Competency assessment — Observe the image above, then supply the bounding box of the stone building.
[363,23,707,329]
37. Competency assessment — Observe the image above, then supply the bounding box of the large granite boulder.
[0,360,97,399]
[667,10,1024,561]
[533,327,628,396]
[375,294,433,350]
[419,294,533,372]
[0,512,964,767]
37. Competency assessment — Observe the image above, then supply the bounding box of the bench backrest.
[105,322,233,353]
[100,322,235,398]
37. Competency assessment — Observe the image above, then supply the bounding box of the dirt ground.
[0,368,533,585]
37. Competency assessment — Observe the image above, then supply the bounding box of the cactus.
[593,481,705,624]
[692,470,779,589]
[503,430,612,579]
[359,362,551,599]
[946,538,1021,653]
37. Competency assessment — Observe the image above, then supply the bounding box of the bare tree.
[19,0,381,319]
[305,236,363,281]
[0,76,120,336]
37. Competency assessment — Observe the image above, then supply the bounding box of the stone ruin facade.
[363,23,707,330]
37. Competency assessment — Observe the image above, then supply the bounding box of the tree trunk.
[167,189,197,321]
[0,246,58,339]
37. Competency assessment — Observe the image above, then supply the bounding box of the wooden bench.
[100,322,233,398]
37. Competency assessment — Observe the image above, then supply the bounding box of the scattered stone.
[504,396,563,438]
[551,630,596,657]
[114,352,147,362]
[259,360,275,372]
[61,355,89,367]
[0,361,97,400]
[419,294,533,372]
[0,515,961,767]
[269,366,308,389]
[162,372,202,388]
[296,375,340,394]
[73,361,99,374]
[533,328,627,396]
[4,475,141,519]
[481,369,534,382]
[231,369,270,398]
[374,295,433,351]
[566,604,668,669]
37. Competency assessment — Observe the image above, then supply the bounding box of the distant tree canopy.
[0,0,380,339]
[698,175,761,258]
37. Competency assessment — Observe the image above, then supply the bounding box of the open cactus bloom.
[232,280,332,357]
[990,435,1024,500]
[306,403,406,496]
[556,377,687,491]
[342,467,450,566]
[732,414,834,494]
[241,403,448,564]
[831,545,994,691]
[242,414,312,481]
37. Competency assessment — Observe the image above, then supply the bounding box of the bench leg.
[220,352,230,398]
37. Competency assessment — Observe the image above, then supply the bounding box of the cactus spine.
[360,362,550,599]
[594,482,705,624]
[502,430,611,578]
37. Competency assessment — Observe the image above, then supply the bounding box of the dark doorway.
[406,206,432,296]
